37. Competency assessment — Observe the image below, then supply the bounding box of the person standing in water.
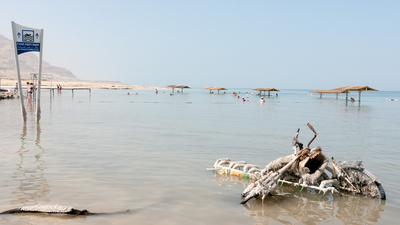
[14,83,18,94]
[26,82,33,102]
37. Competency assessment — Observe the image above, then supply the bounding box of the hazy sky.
[1,0,399,90]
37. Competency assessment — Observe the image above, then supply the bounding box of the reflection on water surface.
[212,173,385,224]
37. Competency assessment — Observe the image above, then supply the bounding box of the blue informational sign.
[12,23,42,55]
[16,42,41,54]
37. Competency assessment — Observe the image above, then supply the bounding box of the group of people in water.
[13,82,36,110]
[14,82,35,102]
[231,91,278,103]
[16,82,64,98]
[13,81,39,102]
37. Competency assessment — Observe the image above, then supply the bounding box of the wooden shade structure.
[204,87,227,94]
[311,86,378,102]
[310,89,347,99]
[335,86,378,102]
[252,88,279,96]
[167,85,190,93]
[332,86,378,92]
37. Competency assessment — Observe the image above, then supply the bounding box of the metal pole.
[31,73,36,103]
[36,29,44,122]
[11,21,27,123]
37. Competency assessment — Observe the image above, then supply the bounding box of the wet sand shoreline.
[0,77,161,90]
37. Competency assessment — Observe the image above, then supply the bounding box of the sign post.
[11,21,43,123]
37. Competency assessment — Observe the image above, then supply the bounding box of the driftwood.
[241,153,300,204]
[240,146,329,204]
[240,124,323,204]
[210,151,338,205]
[0,205,129,216]
[210,123,386,204]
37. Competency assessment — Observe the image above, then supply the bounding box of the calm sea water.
[0,88,399,224]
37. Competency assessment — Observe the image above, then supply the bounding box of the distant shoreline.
[0,77,162,90]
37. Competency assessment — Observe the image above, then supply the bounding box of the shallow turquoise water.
[0,88,399,224]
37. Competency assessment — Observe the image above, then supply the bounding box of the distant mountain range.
[0,34,76,80]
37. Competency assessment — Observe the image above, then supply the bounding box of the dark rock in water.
[0,89,18,99]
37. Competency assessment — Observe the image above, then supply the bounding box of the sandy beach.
[0,77,161,90]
